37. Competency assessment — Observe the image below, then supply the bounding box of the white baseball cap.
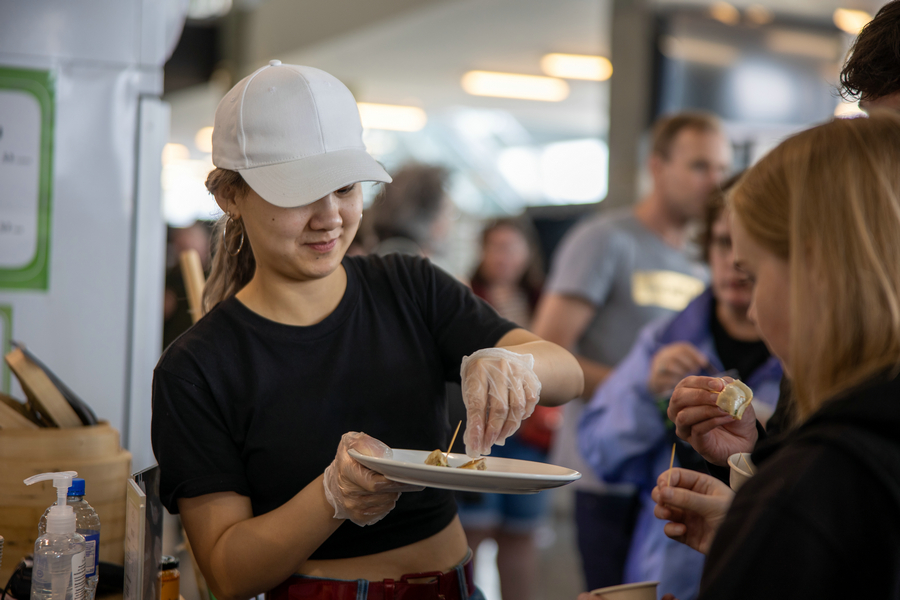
[212,60,392,207]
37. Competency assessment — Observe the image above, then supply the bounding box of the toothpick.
[741,452,753,475]
[446,420,462,459]
[667,442,676,486]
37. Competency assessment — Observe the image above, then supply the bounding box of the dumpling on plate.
[424,449,450,467]
[458,458,486,470]
[717,380,753,419]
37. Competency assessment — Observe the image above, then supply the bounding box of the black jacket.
[699,372,900,599]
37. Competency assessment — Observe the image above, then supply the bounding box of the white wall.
[0,0,185,470]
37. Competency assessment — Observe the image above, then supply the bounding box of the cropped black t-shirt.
[151,254,517,559]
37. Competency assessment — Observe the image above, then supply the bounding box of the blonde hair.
[203,168,256,313]
[730,111,900,420]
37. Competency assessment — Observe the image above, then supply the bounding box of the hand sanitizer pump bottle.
[25,472,87,600]
[38,479,101,600]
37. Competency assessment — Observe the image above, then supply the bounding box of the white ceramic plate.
[348,448,581,495]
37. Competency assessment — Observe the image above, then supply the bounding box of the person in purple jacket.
[576,176,782,599]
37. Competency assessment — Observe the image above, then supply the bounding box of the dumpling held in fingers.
[716,380,754,419]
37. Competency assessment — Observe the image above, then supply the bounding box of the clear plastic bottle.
[25,472,87,600]
[32,532,86,600]
[38,479,101,600]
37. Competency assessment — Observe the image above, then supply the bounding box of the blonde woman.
[151,62,583,600]
[645,112,900,599]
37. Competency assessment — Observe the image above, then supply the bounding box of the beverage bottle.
[25,472,87,600]
[38,478,101,600]
[158,556,180,600]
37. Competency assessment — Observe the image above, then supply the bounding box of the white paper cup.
[728,452,756,492]
[590,581,659,600]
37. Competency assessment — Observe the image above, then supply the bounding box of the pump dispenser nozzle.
[25,471,78,534]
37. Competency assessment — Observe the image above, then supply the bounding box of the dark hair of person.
[839,0,900,102]
[469,218,544,309]
[650,111,724,160]
[202,168,256,313]
[368,163,451,246]
[696,172,743,263]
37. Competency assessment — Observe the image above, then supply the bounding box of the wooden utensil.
[0,392,39,429]
[180,248,206,324]
[446,420,462,460]
[5,348,82,428]
[667,442,676,486]
[741,453,754,474]
[13,342,96,425]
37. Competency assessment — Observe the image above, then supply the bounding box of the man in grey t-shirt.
[534,112,731,591]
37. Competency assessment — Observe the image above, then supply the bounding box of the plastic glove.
[460,348,542,457]
[323,432,423,526]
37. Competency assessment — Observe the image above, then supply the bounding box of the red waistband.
[268,556,475,600]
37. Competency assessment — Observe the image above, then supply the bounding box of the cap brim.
[238,148,392,208]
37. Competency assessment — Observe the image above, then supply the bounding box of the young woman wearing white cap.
[150,61,583,600]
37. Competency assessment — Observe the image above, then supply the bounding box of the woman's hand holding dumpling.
[460,348,542,457]
[668,376,758,466]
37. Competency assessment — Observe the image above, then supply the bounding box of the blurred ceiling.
[172,0,887,139]
[162,0,889,225]
[242,0,611,140]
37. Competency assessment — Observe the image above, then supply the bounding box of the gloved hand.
[460,348,542,457]
[323,432,423,526]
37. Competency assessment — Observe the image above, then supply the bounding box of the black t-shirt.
[151,254,517,559]
[709,300,771,381]
[699,374,900,599]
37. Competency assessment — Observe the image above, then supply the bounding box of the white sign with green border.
[0,305,10,393]
[0,67,54,290]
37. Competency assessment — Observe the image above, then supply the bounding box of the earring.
[224,212,245,256]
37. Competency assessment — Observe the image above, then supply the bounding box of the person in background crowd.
[469,219,543,329]
[577,176,782,600]
[151,62,584,600]
[839,0,900,112]
[363,162,455,260]
[533,112,731,591]
[646,111,900,600]
[163,220,212,348]
[456,218,559,600]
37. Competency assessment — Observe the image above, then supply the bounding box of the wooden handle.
[179,249,206,324]
[0,392,39,429]
[667,442,676,486]
[4,348,82,428]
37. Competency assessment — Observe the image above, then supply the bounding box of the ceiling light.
[660,36,739,67]
[540,54,613,81]
[461,71,569,102]
[357,103,427,132]
[766,29,840,60]
[745,5,773,25]
[833,8,872,34]
[161,143,190,167]
[710,2,740,25]
[194,126,214,154]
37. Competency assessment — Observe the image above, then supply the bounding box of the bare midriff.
[298,516,469,581]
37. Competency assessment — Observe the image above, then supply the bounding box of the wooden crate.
[0,422,131,585]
